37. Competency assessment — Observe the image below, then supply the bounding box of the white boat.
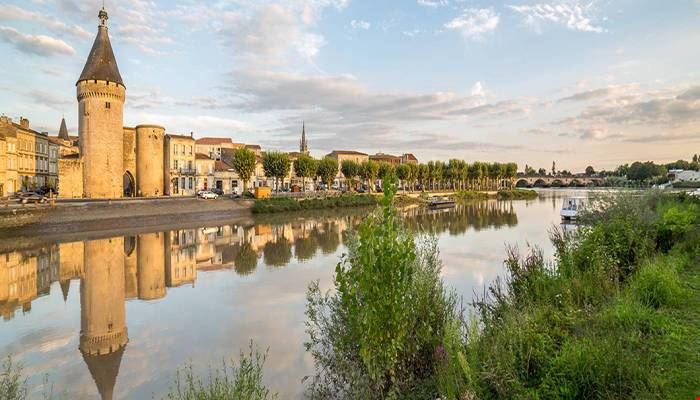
[560,197,585,220]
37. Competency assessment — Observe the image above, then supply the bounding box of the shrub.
[0,356,27,400]
[164,342,276,400]
[628,257,684,309]
[304,176,460,399]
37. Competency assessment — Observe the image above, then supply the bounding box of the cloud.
[0,5,91,40]
[27,89,71,109]
[418,0,449,7]
[578,126,622,141]
[129,113,251,136]
[0,26,75,56]
[558,84,637,102]
[444,8,500,40]
[350,19,370,30]
[508,1,606,33]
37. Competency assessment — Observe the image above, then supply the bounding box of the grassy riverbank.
[448,192,700,399]
[251,194,377,213]
[455,188,538,200]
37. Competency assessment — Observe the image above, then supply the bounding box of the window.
[174,160,178,169]
[181,177,186,190]
[173,144,178,154]
[188,177,193,189]
[189,145,193,155]
[105,102,111,109]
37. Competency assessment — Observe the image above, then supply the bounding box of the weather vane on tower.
[98,2,108,26]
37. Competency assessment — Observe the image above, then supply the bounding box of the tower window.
[105,102,111,109]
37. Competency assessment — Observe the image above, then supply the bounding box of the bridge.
[513,176,604,188]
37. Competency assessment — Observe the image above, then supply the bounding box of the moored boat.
[428,196,456,209]
[560,197,585,221]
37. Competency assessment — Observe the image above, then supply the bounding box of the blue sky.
[0,0,699,171]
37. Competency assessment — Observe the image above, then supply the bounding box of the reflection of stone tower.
[135,125,165,196]
[77,7,125,199]
[124,236,138,299]
[80,237,127,400]
[137,232,166,300]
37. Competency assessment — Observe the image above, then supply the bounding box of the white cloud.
[418,0,449,7]
[0,5,91,39]
[130,113,251,135]
[0,26,74,56]
[350,19,370,30]
[508,1,606,33]
[444,8,500,40]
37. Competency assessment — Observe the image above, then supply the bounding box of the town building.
[195,153,215,191]
[325,150,369,186]
[195,137,238,161]
[165,134,195,196]
[668,169,700,183]
[369,153,401,165]
[0,117,50,192]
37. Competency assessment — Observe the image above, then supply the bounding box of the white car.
[199,191,218,199]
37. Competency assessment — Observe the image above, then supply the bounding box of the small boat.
[560,197,585,221]
[428,196,456,209]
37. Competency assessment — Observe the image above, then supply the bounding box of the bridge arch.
[533,179,548,188]
[515,179,530,188]
[551,179,566,187]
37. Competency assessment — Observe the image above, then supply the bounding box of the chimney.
[190,131,194,138]
[19,117,29,129]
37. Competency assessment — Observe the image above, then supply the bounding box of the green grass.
[455,189,538,201]
[251,195,377,213]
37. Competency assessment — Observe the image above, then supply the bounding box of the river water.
[0,190,588,399]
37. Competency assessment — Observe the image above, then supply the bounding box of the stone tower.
[135,125,165,196]
[79,237,128,400]
[77,7,125,199]
[300,121,309,155]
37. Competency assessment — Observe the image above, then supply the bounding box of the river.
[0,189,591,399]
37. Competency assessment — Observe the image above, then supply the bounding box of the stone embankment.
[0,196,253,237]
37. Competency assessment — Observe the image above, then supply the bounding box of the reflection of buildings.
[0,215,357,397]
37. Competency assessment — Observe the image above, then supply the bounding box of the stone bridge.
[513,176,604,188]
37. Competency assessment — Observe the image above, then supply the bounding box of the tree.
[231,147,256,193]
[377,162,394,185]
[262,151,291,192]
[406,163,418,192]
[341,160,360,190]
[524,165,536,176]
[396,164,409,190]
[538,168,547,176]
[417,164,429,190]
[585,165,595,176]
[294,154,317,192]
[552,161,556,176]
[317,157,339,188]
[360,160,379,193]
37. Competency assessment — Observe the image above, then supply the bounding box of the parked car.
[20,192,47,204]
[211,188,224,196]
[198,191,218,199]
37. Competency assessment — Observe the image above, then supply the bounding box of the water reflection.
[0,199,539,399]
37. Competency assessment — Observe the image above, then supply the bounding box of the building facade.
[195,138,238,161]
[164,134,195,196]
[195,153,215,191]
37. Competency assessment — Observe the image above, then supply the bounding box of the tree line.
[230,147,520,193]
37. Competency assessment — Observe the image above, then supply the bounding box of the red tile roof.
[329,150,368,156]
[195,153,212,160]
[195,137,232,145]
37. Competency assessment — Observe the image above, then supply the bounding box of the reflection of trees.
[234,242,258,276]
[295,235,318,262]
[263,237,293,267]
[315,222,341,255]
[402,201,518,235]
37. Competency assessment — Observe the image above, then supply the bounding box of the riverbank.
[455,188,539,200]
[251,194,377,213]
[0,197,253,238]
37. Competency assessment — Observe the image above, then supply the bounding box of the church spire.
[58,117,69,140]
[300,121,309,154]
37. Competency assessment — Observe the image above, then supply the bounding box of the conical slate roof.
[82,346,125,400]
[77,9,123,87]
[58,117,69,140]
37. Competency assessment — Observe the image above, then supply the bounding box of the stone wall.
[77,80,125,199]
[58,158,83,198]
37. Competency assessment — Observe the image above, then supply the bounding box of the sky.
[0,0,698,172]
